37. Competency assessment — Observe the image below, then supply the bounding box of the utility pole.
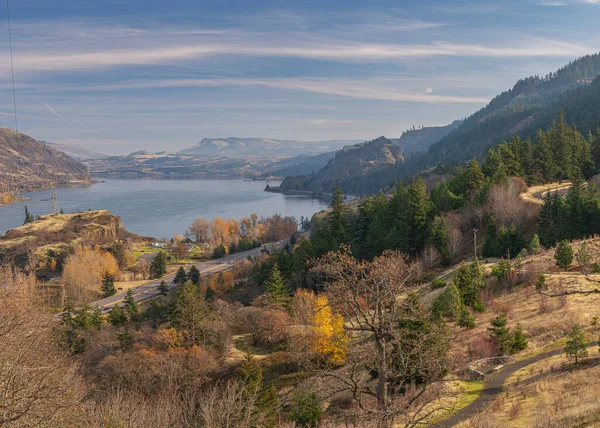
[50,190,59,214]
[472,228,478,259]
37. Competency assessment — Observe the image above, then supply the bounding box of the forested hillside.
[280,137,404,194]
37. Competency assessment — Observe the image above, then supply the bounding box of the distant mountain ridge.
[179,137,362,157]
[280,136,403,194]
[44,142,108,161]
[0,127,89,191]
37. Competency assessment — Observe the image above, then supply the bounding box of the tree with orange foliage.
[310,295,347,364]
[63,245,118,304]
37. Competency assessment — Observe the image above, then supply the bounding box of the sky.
[0,0,599,154]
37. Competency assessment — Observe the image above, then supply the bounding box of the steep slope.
[45,142,108,161]
[267,151,336,177]
[180,137,361,157]
[0,127,89,191]
[423,53,600,164]
[392,120,463,155]
[279,137,404,194]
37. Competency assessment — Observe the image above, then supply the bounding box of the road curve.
[90,242,284,313]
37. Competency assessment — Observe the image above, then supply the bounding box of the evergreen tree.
[212,243,227,259]
[510,323,528,353]
[108,304,127,326]
[124,289,138,320]
[482,216,499,257]
[328,186,350,247]
[170,281,206,346]
[488,313,511,355]
[458,305,476,329]
[529,234,541,255]
[263,262,289,303]
[150,251,167,278]
[466,157,485,194]
[554,240,574,271]
[23,206,34,224]
[288,389,323,428]
[565,324,588,363]
[188,265,201,285]
[430,216,450,265]
[204,286,216,302]
[238,355,278,427]
[157,280,169,296]
[406,177,433,254]
[482,148,507,183]
[431,282,462,320]
[535,274,547,291]
[453,261,486,311]
[101,271,116,297]
[174,266,187,284]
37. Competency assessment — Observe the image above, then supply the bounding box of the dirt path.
[437,348,564,427]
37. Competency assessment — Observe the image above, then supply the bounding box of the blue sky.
[1,0,599,154]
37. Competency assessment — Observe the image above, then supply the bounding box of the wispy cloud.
[43,102,64,120]
[58,77,490,104]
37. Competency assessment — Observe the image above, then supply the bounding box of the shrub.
[430,278,447,290]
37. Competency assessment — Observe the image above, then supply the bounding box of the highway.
[89,241,284,314]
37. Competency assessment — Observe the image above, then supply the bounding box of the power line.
[5,0,18,132]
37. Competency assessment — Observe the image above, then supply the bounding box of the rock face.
[279,136,404,195]
[0,127,89,191]
[0,210,151,266]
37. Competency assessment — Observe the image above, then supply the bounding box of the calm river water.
[0,178,329,238]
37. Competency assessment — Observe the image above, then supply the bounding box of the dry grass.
[520,181,572,205]
[459,356,600,427]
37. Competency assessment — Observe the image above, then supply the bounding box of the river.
[0,178,330,238]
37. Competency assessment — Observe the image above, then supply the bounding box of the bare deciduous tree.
[313,248,455,427]
[0,265,84,426]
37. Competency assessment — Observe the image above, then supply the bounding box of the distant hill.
[267,151,337,177]
[279,137,404,194]
[179,137,362,157]
[392,120,463,155]
[0,127,89,191]
[44,142,108,161]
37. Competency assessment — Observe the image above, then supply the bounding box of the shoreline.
[0,179,96,208]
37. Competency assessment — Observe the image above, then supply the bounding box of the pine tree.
[157,280,169,295]
[23,206,34,224]
[406,177,433,254]
[188,265,200,285]
[554,240,574,271]
[238,354,279,426]
[458,305,476,329]
[535,274,547,291]
[431,282,462,320]
[100,271,116,297]
[565,324,588,363]
[430,216,450,265]
[108,304,127,326]
[204,286,216,302]
[171,281,206,346]
[328,186,350,246]
[529,234,541,255]
[124,289,138,320]
[150,251,167,278]
[288,389,323,428]
[482,216,499,257]
[174,266,187,284]
[263,262,289,303]
[510,323,528,353]
[488,313,511,355]
[467,157,485,193]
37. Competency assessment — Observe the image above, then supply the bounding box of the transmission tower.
[50,190,59,214]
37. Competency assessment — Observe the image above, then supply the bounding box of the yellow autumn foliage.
[310,294,347,363]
